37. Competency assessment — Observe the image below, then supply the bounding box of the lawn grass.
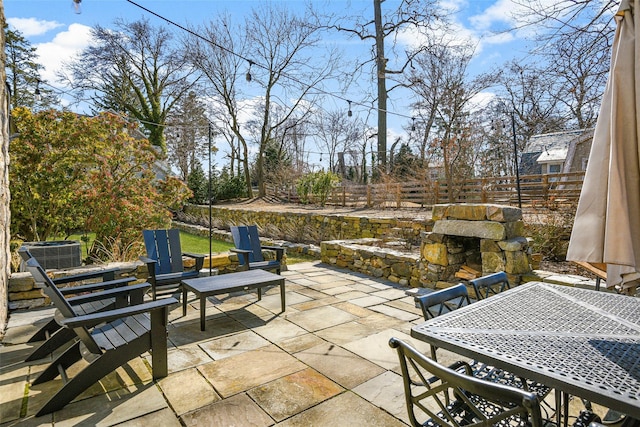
[179,232,316,265]
[178,232,233,254]
[56,230,317,265]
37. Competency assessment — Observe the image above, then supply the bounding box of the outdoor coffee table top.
[182,269,283,294]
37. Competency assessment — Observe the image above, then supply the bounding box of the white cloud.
[468,0,515,31]
[468,91,496,111]
[34,24,93,84]
[7,17,63,36]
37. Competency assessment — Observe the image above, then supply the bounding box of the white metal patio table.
[411,281,640,420]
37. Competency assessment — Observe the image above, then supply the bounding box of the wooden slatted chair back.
[231,225,265,264]
[143,229,184,275]
[24,257,101,354]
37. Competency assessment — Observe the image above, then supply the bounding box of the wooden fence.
[266,171,585,209]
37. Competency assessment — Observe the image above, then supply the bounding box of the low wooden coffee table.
[181,269,285,331]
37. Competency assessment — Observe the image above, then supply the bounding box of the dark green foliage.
[4,27,58,110]
[296,170,340,206]
[187,163,208,204]
[391,143,419,179]
[213,169,247,201]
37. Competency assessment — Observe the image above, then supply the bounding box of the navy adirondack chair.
[230,225,284,274]
[18,247,143,362]
[140,229,205,299]
[23,257,176,416]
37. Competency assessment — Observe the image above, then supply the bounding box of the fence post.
[434,181,440,204]
[542,175,549,206]
[396,184,401,208]
[342,186,346,207]
[367,185,372,207]
[481,178,487,203]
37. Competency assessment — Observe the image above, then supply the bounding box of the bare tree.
[409,42,497,200]
[63,18,198,149]
[188,4,341,197]
[505,0,615,131]
[511,0,617,41]
[499,61,567,144]
[313,109,361,174]
[544,29,609,129]
[165,91,210,181]
[329,0,441,172]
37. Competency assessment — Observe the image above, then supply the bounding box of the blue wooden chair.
[140,229,205,300]
[23,257,175,416]
[230,225,284,274]
[18,247,143,362]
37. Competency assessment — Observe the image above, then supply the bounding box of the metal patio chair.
[389,337,544,427]
[470,271,511,300]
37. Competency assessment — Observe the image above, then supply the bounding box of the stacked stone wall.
[321,239,422,287]
[182,205,432,244]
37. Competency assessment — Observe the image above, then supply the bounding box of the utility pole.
[374,0,387,173]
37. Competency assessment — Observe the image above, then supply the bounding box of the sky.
[4,0,552,169]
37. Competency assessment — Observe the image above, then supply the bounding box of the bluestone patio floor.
[0,261,601,426]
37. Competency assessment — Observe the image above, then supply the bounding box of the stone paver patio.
[0,261,428,426]
[0,261,602,426]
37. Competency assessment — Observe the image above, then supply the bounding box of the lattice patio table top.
[411,281,640,418]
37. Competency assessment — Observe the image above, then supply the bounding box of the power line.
[124,0,415,122]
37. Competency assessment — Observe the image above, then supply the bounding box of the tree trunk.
[240,139,253,198]
[374,0,387,173]
[1,3,11,330]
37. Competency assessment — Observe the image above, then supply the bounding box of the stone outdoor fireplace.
[421,204,532,284]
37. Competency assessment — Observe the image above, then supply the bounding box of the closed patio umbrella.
[567,0,640,293]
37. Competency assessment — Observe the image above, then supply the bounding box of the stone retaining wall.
[182,205,432,244]
[8,205,431,310]
[321,239,422,287]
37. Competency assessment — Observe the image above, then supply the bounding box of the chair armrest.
[261,245,285,261]
[182,252,205,271]
[182,252,204,259]
[53,267,119,285]
[230,248,251,254]
[139,256,158,283]
[58,277,135,295]
[139,256,157,266]
[66,282,150,304]
[230,248,251,270]
[61,297,178,329]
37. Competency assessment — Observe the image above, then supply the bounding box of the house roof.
[536,147,568,163]
[523,129,587,155]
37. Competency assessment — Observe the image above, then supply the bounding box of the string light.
[124,0,415,121]
[246,60,253,82]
